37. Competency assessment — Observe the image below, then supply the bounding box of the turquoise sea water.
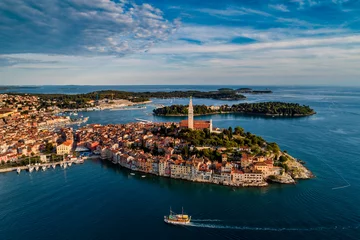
[0,86,359,240]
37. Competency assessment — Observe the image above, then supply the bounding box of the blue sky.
[0,0,360,85]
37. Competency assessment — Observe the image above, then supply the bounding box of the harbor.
[0,156,98,174]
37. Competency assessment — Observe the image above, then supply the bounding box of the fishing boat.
[164,207,191,225]
[17,168,21,174]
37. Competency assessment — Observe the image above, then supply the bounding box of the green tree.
[279,156,287,163]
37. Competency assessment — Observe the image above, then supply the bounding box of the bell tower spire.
[188,96,194,130]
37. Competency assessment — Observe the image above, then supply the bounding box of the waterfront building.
[56,140,73,155]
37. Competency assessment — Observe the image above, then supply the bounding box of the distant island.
[6,89,247,110]
[153,102,316,117]
[218,88,272,94]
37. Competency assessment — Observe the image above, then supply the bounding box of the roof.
[179,120,211,129]
[62,140,73,146]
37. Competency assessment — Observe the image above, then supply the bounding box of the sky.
[0,0,360,86]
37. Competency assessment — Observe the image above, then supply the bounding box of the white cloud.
[269,4,290,12]
[196,7,271,17]
[0,0,179,56]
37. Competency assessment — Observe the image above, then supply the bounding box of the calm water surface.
[0,86,359,240]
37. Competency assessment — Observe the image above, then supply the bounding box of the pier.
[135,118,152,123]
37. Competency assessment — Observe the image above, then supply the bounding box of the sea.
[0,85,359,240]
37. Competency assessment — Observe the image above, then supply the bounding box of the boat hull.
[164,219,191,225]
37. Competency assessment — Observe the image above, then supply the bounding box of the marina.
[1,157,88,174]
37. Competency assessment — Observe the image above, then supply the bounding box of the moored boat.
[164,207,191,225]
[52,164,56,169]
[28,166,34,173]
[17,168,21,174]
[42,166,47,171]
[74,158,84,164]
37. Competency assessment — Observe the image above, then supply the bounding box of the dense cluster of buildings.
[74,122,287,187]
[0,94,74,163]
[1,94,291,187]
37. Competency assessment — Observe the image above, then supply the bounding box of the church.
[179,97,213,132]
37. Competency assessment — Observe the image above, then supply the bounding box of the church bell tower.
[188,97,194,130]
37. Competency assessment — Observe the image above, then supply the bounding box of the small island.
[153,102,316,117]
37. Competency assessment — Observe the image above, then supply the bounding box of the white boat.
[130,173,135,176]
[141,175,146,178]
[68,162,72,167]
[74,158,84,164]
[17,168,21,174]
[52,164,56,169]
[35,165,40,171]
[28,166,34,173]
[63,163,67,169]
[42,166,47,171]
[164,207,191,225]
[60,163,63,168]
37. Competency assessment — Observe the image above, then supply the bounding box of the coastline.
[57,100,152,112]
[104,158,270,187]
[154,111,316,118]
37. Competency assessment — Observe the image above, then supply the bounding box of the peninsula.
[0,94,313,187]
[153,102,316,117]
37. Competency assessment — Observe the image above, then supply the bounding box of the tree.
[228,127,233,139]
[279,156,287,163]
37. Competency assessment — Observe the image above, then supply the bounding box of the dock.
[135,118,152,123]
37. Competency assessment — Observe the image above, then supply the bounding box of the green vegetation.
[9,89,246,109]
[153,102,316,117]
[151,125,280,162]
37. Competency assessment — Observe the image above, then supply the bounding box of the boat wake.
[188,223,360,232]
[191,219,222,222]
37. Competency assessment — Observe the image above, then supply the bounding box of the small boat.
[130,173,135,176]
[74,158,84,164]
[42,166,47,171]
[28,166,34,173]
[17,168,21,174]
[141,175,146,178]
[63,164,67,169]
[52,164,56,169]
[35,165,40,171]
[68,162,72,167]
[164,207,191,225]
[60,163,64,168]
